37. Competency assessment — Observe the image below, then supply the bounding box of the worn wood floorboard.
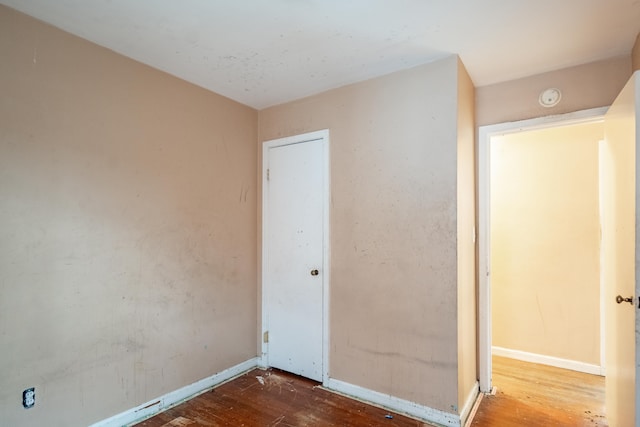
[470,356,607,427]
[134,368,432,427]
[135,356,607,427]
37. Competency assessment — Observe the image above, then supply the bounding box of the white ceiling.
[2,0,639,109]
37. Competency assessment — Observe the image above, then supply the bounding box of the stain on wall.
[0,6,258,426]
[259,56,475,415]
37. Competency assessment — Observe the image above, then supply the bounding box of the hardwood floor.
[135,369,432,427]
[135,356,607,427]
[470,356,607,427]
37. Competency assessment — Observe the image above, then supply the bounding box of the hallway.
[471,356,607,426]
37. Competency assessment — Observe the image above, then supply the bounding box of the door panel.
[264,135,325,382]
[603,71,639,427]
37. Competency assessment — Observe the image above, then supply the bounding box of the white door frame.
[478,107,607,392]
[261,129,330,384]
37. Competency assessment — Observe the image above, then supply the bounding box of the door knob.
[310,269,319,276]
[616,295,633,305]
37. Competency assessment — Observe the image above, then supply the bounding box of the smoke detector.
[539,88,562,108]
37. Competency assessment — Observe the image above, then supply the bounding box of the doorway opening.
[477,108,608,422]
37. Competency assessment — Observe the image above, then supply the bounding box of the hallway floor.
[470,356,607,426]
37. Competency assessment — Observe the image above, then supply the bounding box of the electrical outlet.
[22,388,35,409]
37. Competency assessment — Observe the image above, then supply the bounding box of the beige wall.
[476,56,631,126]
[490,122,602,365]
[0,6,258,426]
[456,60,477,409]
[633,32,640,72]
[259,56,475,415]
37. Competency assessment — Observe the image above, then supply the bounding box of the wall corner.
[455,57,478,412]
[632,32,640,72]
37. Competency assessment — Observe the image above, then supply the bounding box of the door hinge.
[263,331,269,343]
[266,169,270,181]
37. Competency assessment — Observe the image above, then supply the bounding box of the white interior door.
[603,70,639,427]
[262,130,328,382]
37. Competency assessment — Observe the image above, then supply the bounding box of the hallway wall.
[476,56,631,126]
[491,121,603,366]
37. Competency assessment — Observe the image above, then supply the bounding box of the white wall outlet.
[23,388,35,409]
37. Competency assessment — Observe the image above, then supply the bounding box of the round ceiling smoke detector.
[539,88,561,108]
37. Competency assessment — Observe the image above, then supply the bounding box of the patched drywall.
[259,56,474,416]
[0,6,257,426]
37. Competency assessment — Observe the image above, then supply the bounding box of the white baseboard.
[324,377,461,427]
[464,392,483,427]
[90,357,259,427]
[492,346,605,376]
[459,381,479,425]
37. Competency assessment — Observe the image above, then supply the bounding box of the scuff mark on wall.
[0,6,259,425]
[350,345,457,370]
[239,183,249,203]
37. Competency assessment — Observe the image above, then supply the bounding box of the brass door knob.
[616,295,633,305]
[310,269,319,276]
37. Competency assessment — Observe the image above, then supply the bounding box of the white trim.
[463,392,483,427]
[479,107,607,137]
[324,377,461,426]
[478,107,608,393]
[459,382,480,425]
[261,129,330,383]
[322,132,331,384]
[492,347,605,376]
[90,358,259,427]
[598,139,607,376]
[478,123,492,393]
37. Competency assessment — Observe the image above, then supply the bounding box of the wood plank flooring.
[135,368,432,427]
[470,356,607,427]
[135,356,607,426]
